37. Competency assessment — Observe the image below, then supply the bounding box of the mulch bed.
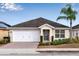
[38,43,79,48]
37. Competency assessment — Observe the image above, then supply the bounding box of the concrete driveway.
[0,42,39,48]
[0,42,40,55]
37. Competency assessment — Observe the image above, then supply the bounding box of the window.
[55,30,59,38]
[55,30,65,38]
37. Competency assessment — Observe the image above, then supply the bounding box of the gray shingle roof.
[0,21,11,28]
[73,24,79,29]
[12,17,69,28]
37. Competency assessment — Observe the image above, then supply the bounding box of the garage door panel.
[12,30,40,42]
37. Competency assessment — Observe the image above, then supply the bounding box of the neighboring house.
[72,24,79,38]
[0,21,11,40]
[9,17,70,42]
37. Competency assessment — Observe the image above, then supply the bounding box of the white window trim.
[55,30,65,38]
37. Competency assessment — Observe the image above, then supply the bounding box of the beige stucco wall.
[39,24,70,42]
[40,25,53,42]
[65,30,70,38]
[72,29,79,38]
[0,30,9,40]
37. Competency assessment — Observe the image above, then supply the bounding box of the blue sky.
[0,3,79,26]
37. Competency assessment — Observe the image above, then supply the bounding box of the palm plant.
[57,4,78,42]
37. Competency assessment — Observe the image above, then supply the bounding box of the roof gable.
[12,17,69,28]
[38,23,55,29]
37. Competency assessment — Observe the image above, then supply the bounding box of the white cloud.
[0,3,23,11]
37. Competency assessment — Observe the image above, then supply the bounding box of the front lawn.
[38,37,79,48]
[38,43,79,48]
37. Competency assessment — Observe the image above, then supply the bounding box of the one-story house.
[0,21,11,40]
[9,17,70,42]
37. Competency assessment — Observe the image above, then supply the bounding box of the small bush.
[40,36,43,44]
[62,38,70,43]
[51,36,54,42]
[0,39,7,44]
[39,38,70,46]
[4,37,10,43]
[51,38,70,45]
[39,37,79,46]
[52,40,59,45]
[72,37,79,43]
[0,37,10,44]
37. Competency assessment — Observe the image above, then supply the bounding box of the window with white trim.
[55,30,65,38]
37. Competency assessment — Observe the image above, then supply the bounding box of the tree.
[57,4,78,42]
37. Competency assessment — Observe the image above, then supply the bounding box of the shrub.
[62,38,70,44]
[51,36,54,42]
[51,40,59,45]
[39,38,70,46]
[4,37,10,43]
[0,37,10,44]
[51,38,70,45]
[40,36,43,44]
[0,39,7,44]
[72,37,79,43]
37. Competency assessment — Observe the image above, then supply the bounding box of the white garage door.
[11,30,40,42]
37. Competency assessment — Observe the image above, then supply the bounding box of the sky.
[0,3,79,26]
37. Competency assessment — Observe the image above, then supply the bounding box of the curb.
[36,48,79,52]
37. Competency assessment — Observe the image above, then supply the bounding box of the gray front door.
[43,29,50,41]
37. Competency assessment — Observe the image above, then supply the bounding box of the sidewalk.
[0,48,79,55]
[0,48,40,55]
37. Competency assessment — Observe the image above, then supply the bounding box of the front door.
[43,29,50,42]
